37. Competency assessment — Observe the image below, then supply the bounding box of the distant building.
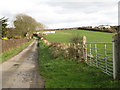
[36,32,40,34]
[43,31,56,34]
[98,25,111,29]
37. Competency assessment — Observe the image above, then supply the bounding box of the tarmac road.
[0,40,44,89]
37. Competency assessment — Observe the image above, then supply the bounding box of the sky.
[0,0,119,29]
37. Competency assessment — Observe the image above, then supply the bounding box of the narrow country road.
[0,40,44,89]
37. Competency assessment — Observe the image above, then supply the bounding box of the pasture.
[39,30,120,88]
[44,30,114,74]
[44,30,115,43]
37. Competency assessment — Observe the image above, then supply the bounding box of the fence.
[2,38,29,53]
[86,42,113,76]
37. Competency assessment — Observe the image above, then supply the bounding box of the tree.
[36,22,45,30]
[13,14,45,39]
[6,28,15,39]
[0,17,8,37]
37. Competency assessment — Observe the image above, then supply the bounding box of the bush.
[48,42,84,62]
[70,35,83,44]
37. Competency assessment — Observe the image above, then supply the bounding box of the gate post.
[82,36,87,62]
[112,33,120,80]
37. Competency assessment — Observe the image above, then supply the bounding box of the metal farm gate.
[85,33,120,80]
[86,42,113,76]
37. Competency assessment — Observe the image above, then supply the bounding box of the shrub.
[70,35,83,44]
[48,42,85,62]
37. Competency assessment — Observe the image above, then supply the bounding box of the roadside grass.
[45,30,115,43]
[0,39,34,63]
[39,41,120,88]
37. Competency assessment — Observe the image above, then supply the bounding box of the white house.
[36,32,40,34]
[98,25,111,29]
[43,31,56,34]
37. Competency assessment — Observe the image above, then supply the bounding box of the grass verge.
[0,39,34,63]
[39,41,120,88]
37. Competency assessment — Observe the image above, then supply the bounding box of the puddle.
[13,64,19,66]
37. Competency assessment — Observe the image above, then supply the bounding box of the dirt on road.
[0,40,44,89]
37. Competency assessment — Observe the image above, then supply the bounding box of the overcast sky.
[0,0,119,29]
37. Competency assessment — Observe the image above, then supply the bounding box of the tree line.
[0,14,45,39]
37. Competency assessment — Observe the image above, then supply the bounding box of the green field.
[38,30,120,88]
[44,30,114,69]
[45,30,115,43]
[39,41,120,88]
[44,30,114,71]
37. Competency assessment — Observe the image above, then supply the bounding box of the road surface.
[0,40,44,89]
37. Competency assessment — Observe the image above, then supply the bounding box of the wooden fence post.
[112,33,120,80]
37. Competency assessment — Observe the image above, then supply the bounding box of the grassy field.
[44,30,114,73]
[39,41,120,88]
[39,30,120,88]
[0,39,34,63]
[44,30,115,43]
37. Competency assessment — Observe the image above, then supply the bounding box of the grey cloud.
[32,0,118,28]
[0,0,118,28]
[43,2,114,14]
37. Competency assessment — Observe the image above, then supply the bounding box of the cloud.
[0,0,119,29]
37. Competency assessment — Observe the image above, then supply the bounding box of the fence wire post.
[112,33,120,80]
